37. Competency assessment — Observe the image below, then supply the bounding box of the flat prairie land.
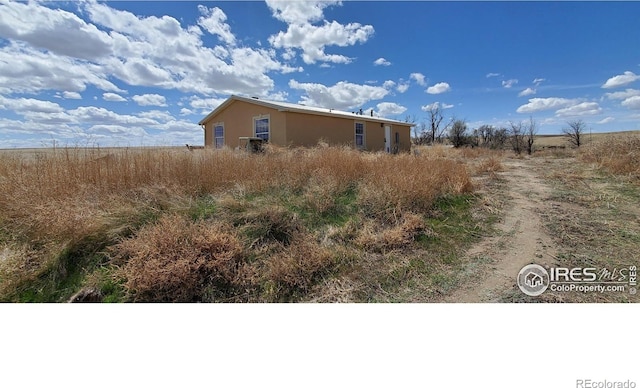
[0,134,638,303]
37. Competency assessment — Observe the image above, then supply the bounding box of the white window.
[214,123,224,149]
[254,116,270,142]
[355,122,365,149]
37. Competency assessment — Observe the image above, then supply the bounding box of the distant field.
[535,130,640,147]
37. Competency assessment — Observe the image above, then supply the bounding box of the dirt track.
[444,158,561,302]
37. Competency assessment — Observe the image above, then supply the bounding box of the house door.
[384,125,391,153]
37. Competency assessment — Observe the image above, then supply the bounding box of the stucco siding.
[202,100,286,148]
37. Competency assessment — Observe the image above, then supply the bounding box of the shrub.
[113,214,244,302]
[263,237,336,299]
[356,212,432,253]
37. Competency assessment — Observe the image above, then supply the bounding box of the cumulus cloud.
[621,96,640,110]
[396,82,410,93]
[421,102,453,111]
[555,102,602,117]
[486,73,500,78]
[266,0,374,65]
[602,71,640,89]
[516,97,577,113]
[197,5,236,46]
[373,57,391,66]
[269,21,374,65]
[265,0,341,24]
[0,42,122,94]
[132,94,168,107]
[0,96,64,114]
[518,88,536,97]
[502,79,518,88]
[289,79,390,110]
[375,102,407,117]
[0,1,304,98]
[62,91,82,99]
[103,93,127,102]
[410,73,426,86]
[517,97,602,117]
[426,82,451,94]
[604,88,640,100]
[0,1,113,60]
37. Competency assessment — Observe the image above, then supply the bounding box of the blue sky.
[1,1,639,148]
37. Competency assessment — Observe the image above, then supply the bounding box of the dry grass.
[581,134,640,180]
[112,214,244,302]
[0,145,477,302]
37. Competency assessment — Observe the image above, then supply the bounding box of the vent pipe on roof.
[370,109,373,117]
[359,108,363,115]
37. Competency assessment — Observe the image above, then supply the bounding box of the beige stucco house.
[198,95,413,153]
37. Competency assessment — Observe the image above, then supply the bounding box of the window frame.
[253,115,270,142]
[213,122,225,149]
[354,121,365,149]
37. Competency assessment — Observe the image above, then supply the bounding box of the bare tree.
[509,121,525,155]
[412,121,429,145]
[426,103,445,144]
[525,116,538,155]
[563,119,586,147]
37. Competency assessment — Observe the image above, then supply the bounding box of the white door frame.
[384,125,391,153]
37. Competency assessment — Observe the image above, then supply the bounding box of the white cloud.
[265,0,341,24]
[621,96,640,110]
[602,71,640,89]
[374,57,391,66]
[138,110,175,122]
[502,79,518,88]
[518,88,536,97]
[604,88,640,100]
[421,102,453,111]
[410,73,426,86]
[269,21,374,65]
[516,97,577,113]
[0,1,113,60]
[597,117,615,124]
[189,96,227,114]
[533,78,546,86]
[376,102,407,117]
[103,93,127,102]
[486,73,500,78]
[132,94,168,107]
[555,102,602,117]
[266,0,373,65]
[396,83,410,94]
[0,1,301,98]
[180,108,195,116]
[426,82,451,95]
[197,5,236,46]
[62,91,82,100]
[0,96,64,114]
[86,1,300,96]
[289,79,390,110]
[0,42,122,94]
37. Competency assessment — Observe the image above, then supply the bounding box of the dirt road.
[444,158,560,302]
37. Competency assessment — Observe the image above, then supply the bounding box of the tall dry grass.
[581,135,640,180]
[0,145,475,301]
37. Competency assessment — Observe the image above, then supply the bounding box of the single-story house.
[198,95,413,153]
